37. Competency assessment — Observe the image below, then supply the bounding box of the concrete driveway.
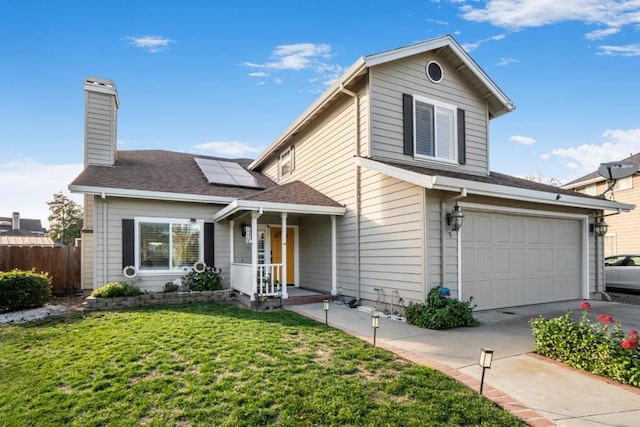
[288,299,640,426]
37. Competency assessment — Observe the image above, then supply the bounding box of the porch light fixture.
[241,222,252,244]
[371,313,380,346]
[478,348,494,394]
[447,204,464,232]
[590,216,608,237]
[323,299,330,326]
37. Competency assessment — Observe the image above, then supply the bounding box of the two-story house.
[563,152,640,257]
[70,35,632,311]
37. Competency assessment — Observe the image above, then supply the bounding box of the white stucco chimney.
[83,77,119,167]
[12,211,20,230]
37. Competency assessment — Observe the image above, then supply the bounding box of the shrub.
[0,269,51,312]
[530,302,640,387]
[91,282,144,298]
[184,267,222,291]
[405,286,478,330]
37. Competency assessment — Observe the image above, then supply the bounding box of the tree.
[47,192,83,245]
[523,173,562,187]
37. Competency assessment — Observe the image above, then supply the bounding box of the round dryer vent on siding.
[425,61,443,83]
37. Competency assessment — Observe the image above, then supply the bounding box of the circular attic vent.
[426,61,443,83]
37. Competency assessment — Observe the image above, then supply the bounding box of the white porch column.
[331,215,337,296]
[281,212,288,298]
[229,219,235,264]
[250,211,260,301]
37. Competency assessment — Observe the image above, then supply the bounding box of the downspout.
[441,189,467,298]
[340,83,361,301]
[101,192,107,286]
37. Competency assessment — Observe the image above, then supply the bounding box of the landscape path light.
[479,348,494,395]
[371,313,380,346]
[323,299,330,326]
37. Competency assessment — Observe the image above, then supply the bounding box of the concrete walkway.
[288,300,640,426]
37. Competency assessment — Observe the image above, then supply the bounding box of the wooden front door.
[270,227,294,285]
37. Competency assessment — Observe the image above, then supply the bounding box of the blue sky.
[2,0,640,225]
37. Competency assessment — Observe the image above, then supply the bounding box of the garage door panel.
[509,218,524,243]
[510,248,524,273]
[493,248,510,273]
[462,213,582,310]
[525,248,540,272]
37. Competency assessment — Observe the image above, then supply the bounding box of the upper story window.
[403,93,465,165]
[136,218,202,272]
[279,146,294,179]
[413,95,457,162]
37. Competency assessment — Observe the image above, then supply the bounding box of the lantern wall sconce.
[371,313,380,346]
[478,347,494,394]
[447,204,465,232]
[590,216,608,237]
[241,222,252,244]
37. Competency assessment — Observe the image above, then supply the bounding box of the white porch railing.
[230,263,283,299]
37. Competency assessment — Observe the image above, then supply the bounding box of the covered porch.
[212,181,346,302]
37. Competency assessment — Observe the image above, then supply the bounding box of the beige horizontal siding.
[92,198,228,292]
[85,91,116,166]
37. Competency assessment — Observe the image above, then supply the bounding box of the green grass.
[0,302,522,426]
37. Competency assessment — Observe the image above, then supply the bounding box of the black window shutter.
[122,219,135,268]
[403,94,414,156]
[204,223,215,267]
[457,108,466,165]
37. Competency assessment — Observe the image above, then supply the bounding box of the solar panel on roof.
[194,158,264,189]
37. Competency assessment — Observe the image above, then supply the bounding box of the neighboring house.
[0,212,55,247]
[563,153,640,257]
[70,35,632,311]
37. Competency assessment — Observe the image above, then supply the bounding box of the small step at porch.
[236,287,334,310]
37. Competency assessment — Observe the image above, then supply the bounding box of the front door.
[270,227,295,285]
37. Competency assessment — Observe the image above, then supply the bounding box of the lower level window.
[138,219,202,271]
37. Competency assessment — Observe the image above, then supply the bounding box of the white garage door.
[461,212,583,310]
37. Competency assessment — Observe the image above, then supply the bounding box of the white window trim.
[279,146,294,180]
[134,217,204,275]
[412,94,458,163]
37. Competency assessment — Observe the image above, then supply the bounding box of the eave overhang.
[355,157,635,213]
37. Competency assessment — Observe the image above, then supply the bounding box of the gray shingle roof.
[245,181,343,207]
[376,159,607,201]
[70,150,343,209]
[70,150,278,199]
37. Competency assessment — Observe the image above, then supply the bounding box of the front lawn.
[0,302,521,426]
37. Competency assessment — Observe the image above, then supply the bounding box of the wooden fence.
[0,246,81,296]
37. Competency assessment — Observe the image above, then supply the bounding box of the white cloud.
[597,43,640,56]
[125,35,174,53]
[461,34,506,52]
[497,57,519,66]
[242,43,343,89]
[546,128,640,176]
[585,27,621,40]
[510,135,536,145]
[458,0,640,32]
[243,43,332,71]
[0,157,83,228]
[193,141,264,158]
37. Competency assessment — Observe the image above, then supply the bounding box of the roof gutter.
[212,199,347,222]
[68,185,237,205]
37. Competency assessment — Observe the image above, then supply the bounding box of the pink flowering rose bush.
[530,301,640,387]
